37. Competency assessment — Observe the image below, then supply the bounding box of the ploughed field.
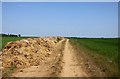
[0,37,119,78]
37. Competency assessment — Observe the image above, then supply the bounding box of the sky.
[1,0,119,2]
[2,2,118,37]
[0,2,2,33]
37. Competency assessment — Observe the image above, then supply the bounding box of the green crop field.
[0,36,28,50]
[69,38,118,63]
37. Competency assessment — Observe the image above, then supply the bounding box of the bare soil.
[2,38,118,77]
[12,39,66,77]
[12,39,87,77]
[60,39,87,77]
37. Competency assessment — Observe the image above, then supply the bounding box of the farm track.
[12,39,87,77]
[4,38,117,77]
[60,39,87,77]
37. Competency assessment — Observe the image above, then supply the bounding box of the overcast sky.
[2,2,118,37]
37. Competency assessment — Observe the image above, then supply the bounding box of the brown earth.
[1,37,118,77]
[60,39,87,77]
[12,38,66,77]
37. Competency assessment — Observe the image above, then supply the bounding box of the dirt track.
[60,39,87,77]
[5,38,117,77]
[11,39,88,77]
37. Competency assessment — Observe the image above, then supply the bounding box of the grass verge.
[69,37,119,77]
[69,38,118,63]
[0,36,28,50]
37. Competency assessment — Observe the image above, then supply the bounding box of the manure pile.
[2,36,64,70]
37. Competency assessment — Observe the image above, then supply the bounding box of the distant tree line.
[0,33,21,37]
